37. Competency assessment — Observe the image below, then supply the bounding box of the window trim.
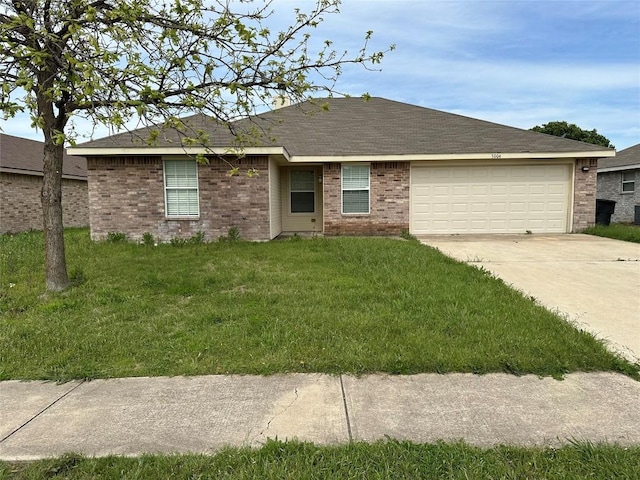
[289,169,316,214]
[341,164,370,215]
[163,159,200,218]
[622,171,635,193]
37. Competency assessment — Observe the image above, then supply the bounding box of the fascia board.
[286,150,616,163]
[598,163,640,173]
[67,146,290,160]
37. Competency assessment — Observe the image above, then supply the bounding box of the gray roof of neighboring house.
[598,143,640,172]
[76,97,612,157]
[0,133,87,179]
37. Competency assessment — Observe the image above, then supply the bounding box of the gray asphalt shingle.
[0,133,87,178]
[77,97,611,157]
[598,143,640,170]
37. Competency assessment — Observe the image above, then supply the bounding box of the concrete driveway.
[420,234,640,363]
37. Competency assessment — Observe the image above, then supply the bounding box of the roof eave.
[287,150,614,163]
[67,146,290,160]
[66,147,612,164]
[598,163,640,173]
[0,166,87,180]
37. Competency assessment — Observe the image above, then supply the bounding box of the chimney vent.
[272,94,291,110]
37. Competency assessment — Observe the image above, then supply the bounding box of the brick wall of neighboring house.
[87,155,271,242]
[0,172,89,234]
[572,158,599,232]
[597,169,639,223]
[323,162,410,236]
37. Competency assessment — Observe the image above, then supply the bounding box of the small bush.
[170,237,187,247]
[189,231,206,244]
[141,232,155,246]
[219,226,240,242]
[106,232,127,243]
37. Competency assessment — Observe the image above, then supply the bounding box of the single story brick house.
[0,133,89,234]
[597,143,639,224]
[68,97,613,241]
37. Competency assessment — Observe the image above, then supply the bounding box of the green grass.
[2,440,639,479]
[583,223,640,243]
[0,229,637,381]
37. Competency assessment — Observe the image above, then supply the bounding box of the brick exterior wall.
[323,162,410,236]
[597,169,639,223]
[87,155,271,242]
[0,172,89,234]
[572,158,598,232]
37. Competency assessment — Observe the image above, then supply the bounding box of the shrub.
[141,232,155,246]
[106,232,127,243]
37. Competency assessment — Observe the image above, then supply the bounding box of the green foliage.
[0,0,392,291]
[530,121,614,148]
[169,236,187,247]
[189,231,206,244]
[105,232,127,243]
[0,229,636,382]
[0,0,392,143]
[583,223,640,243]
[3,440,640,479]
[218,226,240,243]
[400,229,418,242]
[141,232,155,246]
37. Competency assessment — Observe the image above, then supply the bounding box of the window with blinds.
[342,164,370,214]
[163,160,199,217]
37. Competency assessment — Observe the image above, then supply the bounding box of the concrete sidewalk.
[1,372,639,460]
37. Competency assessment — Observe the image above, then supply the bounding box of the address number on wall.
[491,153,502,159]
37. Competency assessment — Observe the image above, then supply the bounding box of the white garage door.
[411,164,571,234]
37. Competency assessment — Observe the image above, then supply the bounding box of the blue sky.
[2,0,639,149]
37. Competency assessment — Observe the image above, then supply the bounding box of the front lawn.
[3,440,639,479]
[583,223,640,243]
[0,229,636,381]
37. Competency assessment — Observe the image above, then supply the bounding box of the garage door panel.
[411,164,571,234]
[508,219,526,230]
[548,184,565,194]
[490,203,507,213]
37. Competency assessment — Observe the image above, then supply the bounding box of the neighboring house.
[67,97,613,241]
[0,133,89,234]
[597,143,640,224]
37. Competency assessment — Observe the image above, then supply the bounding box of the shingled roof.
[74,97,612,158]
[598,143,640,172]
[0,133,87,179]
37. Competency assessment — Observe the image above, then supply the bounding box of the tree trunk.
[41,139,70,291]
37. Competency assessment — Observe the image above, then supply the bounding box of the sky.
[1,0,639,150]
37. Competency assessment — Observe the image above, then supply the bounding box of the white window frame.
[342,164,370,215]
[163,159,200,218]
[622,171,635,193]
[289,169,316,214]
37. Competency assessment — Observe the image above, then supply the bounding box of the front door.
[281,167,322,233]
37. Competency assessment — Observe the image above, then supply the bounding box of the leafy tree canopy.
[0,0,393,291]
[530,121,614,149]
